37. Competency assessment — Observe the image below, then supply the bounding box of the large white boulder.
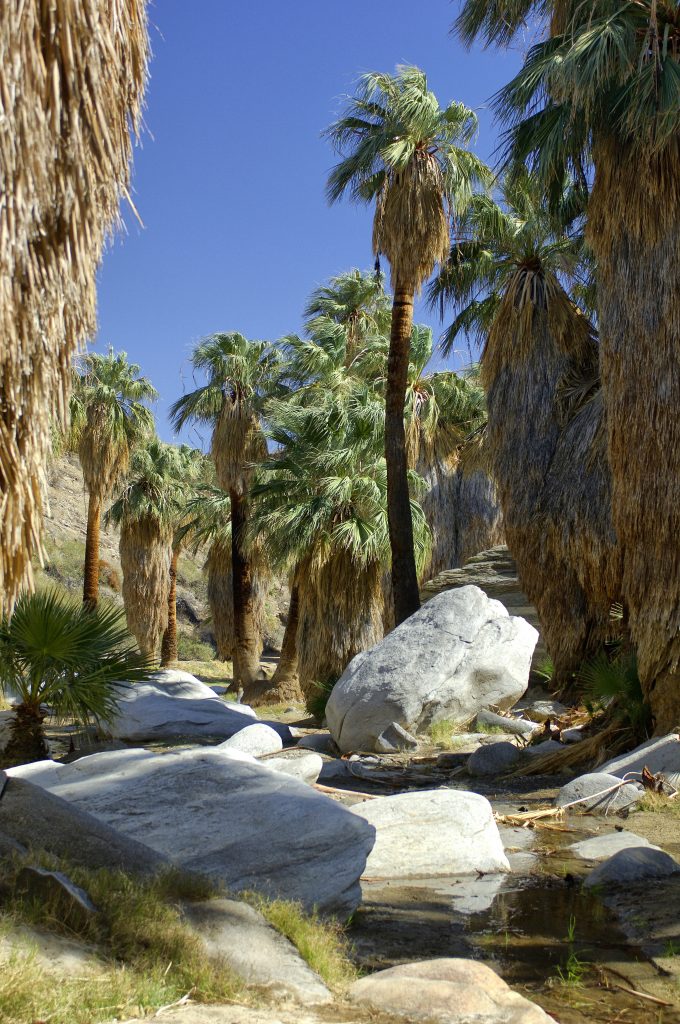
[105,672,292,744]
[326,587,537,753]
[7,747,374,917]
[217,724,283,757]
[350,790,510,878]
[600,734,680,786]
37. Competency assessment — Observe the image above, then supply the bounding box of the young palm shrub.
[0,2,149,615]
[107,441,193,660]
[430,171,619,686]
[71,349,157,607]
[170,334,282,688]
[251,386,430,707]
[0,589,151,767]
[325,67,492,625]
[495,0,680,730]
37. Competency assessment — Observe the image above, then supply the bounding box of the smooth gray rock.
[476,710,539,737]
[525,739,564,756]
[8,748,373,917]
[0,775,168,877]
[523,700,569,723]
[261,752,323,785]
[349,958,553,1023]
[218,724,283,758]
[467,741,521,777]
[182,898,331,1005]
[375,722,419,753]
[296,732,337,755]
[600,734,680,786]
[350,790,509,878]
[557,772,643,813]
[560,727,585,744]
[15,866,97,927]
[326,587,538,754]
[585,847,680,889]
[570,831,656,861]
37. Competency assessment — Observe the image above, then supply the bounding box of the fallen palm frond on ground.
[504,720,633,777]
[494,807,566,830]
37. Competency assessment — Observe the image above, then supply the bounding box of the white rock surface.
[476,710,539,737]
[218,724,283,757]
[182,898,331,1005]
[350,790,509,879]
[600,734,680,786]
[585,847,680,888]
[570,830,656,861]
[105,673,267,743]
[556,772,643,813]
[8,747,374,917]
[349,958,553,1023]
[326,587,538,753]
[261,752,323,785]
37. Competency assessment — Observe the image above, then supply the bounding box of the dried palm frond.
[205,537,266,664]
[0,1,149,611]
[505,720,631,777]
[119,518,171,659]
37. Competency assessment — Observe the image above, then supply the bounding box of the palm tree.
[495,0,680,729]
[325,66,492,625]
[0,589,151,767]
[0,2,148,614]
[71,349,157,607]
[170,334,282,688]
[251,384,430,705]
[159,447,208,668]
[429,171,619,685]
[106,440,191,660]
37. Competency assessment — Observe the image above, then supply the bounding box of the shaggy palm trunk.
[386,281,421,624]
[83,495,102,606]
[230,493,261,687]
[120,520,171,661]
[589,139,680,732]
[2,704,48,768]
[242,580,304,706]
[482,282,617,688]
[160,548,180,667]
[297,553,383,704]
[206,538,233,661]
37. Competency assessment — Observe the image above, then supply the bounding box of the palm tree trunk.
[242,579,303,706]
[588,139,680,733]
[2,704,48,768]
[160,548,179,667]
[230,492,261,687]
[386,281,420,625]
[83,494,101,607]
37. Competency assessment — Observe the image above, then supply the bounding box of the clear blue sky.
[95,0,522,445]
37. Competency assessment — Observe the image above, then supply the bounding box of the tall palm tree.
[0,2,149,613]
[496,0,680,729]
[325,66,492,625]
[107,440,190,660]
[159,447,208,668]
[71,349,156,607]
[170,333,282,687]
[251,385,430,704]
[430,171,619,685]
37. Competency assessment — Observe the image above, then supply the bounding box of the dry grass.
[0,1,148,612]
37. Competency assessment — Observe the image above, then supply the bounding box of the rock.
[560,727,585,744]
[0,775,168,877]
[585,847,680,889]
[9,748,374,917]
[296,732,337,755]
[522,700,569,723]
[600,734,680,786]
[218,724,283,758]
[261,752,323,785]
[467,741,521,777]
[349,958,553,1023]
[556,772,643,814]
[350,790,509,878]
[15,866,97,928]
[525,739,564,756]
[182,898,331,1005]
[374,722,419,754]
[326,587,538,754]
[570,831,656,861]
[476,710,539,737]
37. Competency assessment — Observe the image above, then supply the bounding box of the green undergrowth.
[428,718,508,746]
[0,853,357,1023]
[242,891,358,989]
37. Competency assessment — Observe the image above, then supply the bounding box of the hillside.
[34,453,286,661]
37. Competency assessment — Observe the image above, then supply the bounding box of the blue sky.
[95,0,523,445]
